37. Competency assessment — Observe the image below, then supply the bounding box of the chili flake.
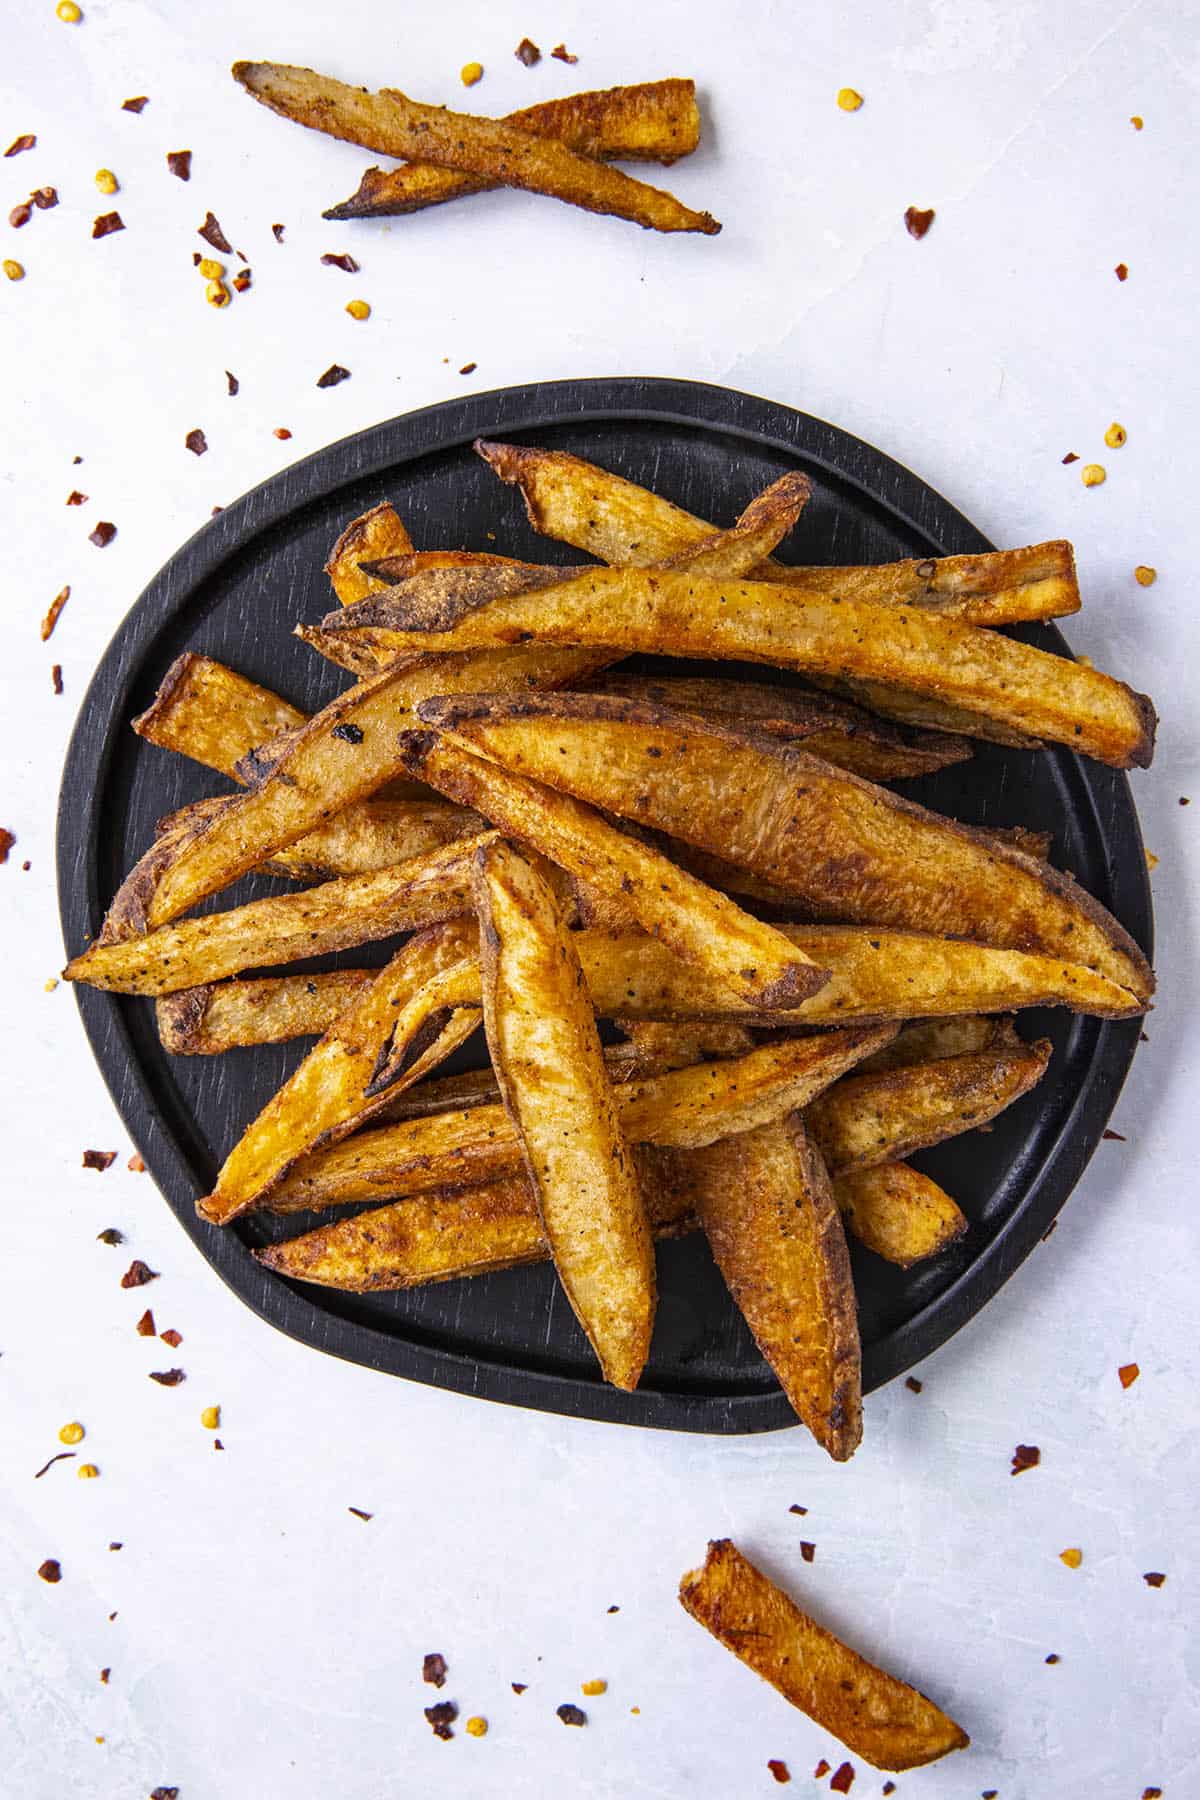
[89,521,117,546]
[799,1541,816,1562]
[31,186,58,209]
[906,1376,923,1393]
[317,363,351,388]
[1011,1443,1040,1475]
[198,211,232,252]
[459,361,477,375]
[814,1759,830,1778]
[347,1506,372,1521]
[1134,565,1156,586]
[1143,1571,1166,1587]
[122,97,149,113]
[1115,262,1128,280]
[511,1682,527,1694]
[97,1228,123,1245]
[788,1503,808,1515]
[128,1153,145,1172]
[232,268,251,292]
[37,1559,62,1583]
[461,63,484,87]
[1062,451,1079,464]
[271,222,285,241]
[185,428,208,456]
[274,427,292,439]
[904,206,935,239]
[1119,1362,1140,1387]
[1045,1653,1060,1663]
[166,150,191,181]
[136,1309,156,1336]
[556,1703,586,1726]
[423,1652,448,1687]
[121,1258,157,1287]
[92,212,124,238]
[5,135,36,157]
[3,258,23,279]
[425,1700,457,1740]
[320,251,359,272]
[83,1149,117,1171]
[829,1763,855,1793]
[160,1328,182,1348]
[0,828,14,863]
[767,1760,791,1783]
[551,44,578,64]
[41,584,70,640]
[149,1368,186,1386]
[515,37,541,66]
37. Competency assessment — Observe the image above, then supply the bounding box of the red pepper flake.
[34,1451,76,1479]
[20,859,30,872]
[424,1700,457,1740]
[1062,452,1080,464]
[198,210,232,252]
[160,1328,182,1347]
[1115,263,1129,281]
[128,1153,145,1172]
[829,1763,855,1793]
[1143,1788,1163,1797]
[40,583,70,639]
[51,664,64,696]
[99,1667,110,1684]
[1103,1129,1126,1141]
[423,1652,448,1687]
[347,1505,373,1521]
[1011,1443,1040,1475]
[65,490,87,506]
[225,370,239,395]
[37,1558,62,1583]
[92,211,125,238]
[89,520,117,547]
[10,201,32,228]
[109,1541,122,1550]
[788,1503,808,1516]
[148,1368,186,1386]
[136,1309,156,1336]
[320,251,359,272]
[904,206,935,239]
[515,37,541,66]
[1119,1362,1140,1388]
[5,135,36,157]
[551,44,578,64]
[184,427,208,456]
[83,1149,118,1172]
[273,427,292,439]
[905,1375,923,1393]
[813,1761,830,1779]
[122,96,149,113]
[271,222,285,241]
[1143,1571,1166,1587]
[121,1258,157,1287]
[316,363,351,388]
[231,267,251,293]
[213,1437,224,1450]
[556,1702,587,1726]
[97,1227,123,1245]
[1045,1652,1060,1663]
[459,361,477,375]
[882,1786,896,1797]
[799,1541,816,1563]
[607,1604,620,1612]
[31,186,58,210]
[767,1760,791,1783]
[0,828,15,863]
[982,1792,999,1799]
[166,149,191,181]
[150,1790,180,1800]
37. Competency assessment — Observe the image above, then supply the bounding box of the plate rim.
[56,375,1154,1434]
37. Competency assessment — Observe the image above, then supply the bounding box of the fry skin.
[835,1163,967,1266]
[679,1539,969,1770]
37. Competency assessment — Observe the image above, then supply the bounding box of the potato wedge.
[398,732,826,1011]
[589,673,971,780]
[807,1038,1053,1173]
[198,920,480,1225]
[476,438,1078,622]
[418,693,1153,996]
[679,1539,969,1770]
[323,79,702,219]
[132,653,307,777]
[64,834,487,997]
[157,970,376,1054]
[474,839,654,1391]
[835,1163,967,1266]
[686,1116,861,1457]
[617,1020,757,1075]
[234,63,720,235]
[268,1027,894,1213]
[853,1013,1018,1075]
[325,501,412,605]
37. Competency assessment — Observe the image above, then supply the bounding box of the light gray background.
[2,2,1196,1795]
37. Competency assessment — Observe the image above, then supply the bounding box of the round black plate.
[57,378,1152,1433]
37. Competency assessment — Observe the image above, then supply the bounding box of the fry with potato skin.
[325,501,412,605]
[474,840,655,1391]
[157,970,376,1054]
[323,80,702,219]
[835,1163,967,1266]
[686,1116,862,1457]
[678,1539,969,1770]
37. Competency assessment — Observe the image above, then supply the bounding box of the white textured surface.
[1,3,1196,1796]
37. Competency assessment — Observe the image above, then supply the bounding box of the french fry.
[325,501,412,605]
[157,970,375,1054]
[474,839,655,1391]
[397,732,827,1011]
[616,1020,757,1074]
[475,438,1080,624]
[678,1539,970,1770]
[853,1013,1018,1075]
[132,653,307,777]
[197,920,481,1226]
[807,1037,1053,1172]
[416,693,1153,996]
[835,1164,967,1266]
[64,834,487,997]
[686,1116,862,1457]
[323,79,702,219]
[234,63,720,235]
[268,1028,895,1214]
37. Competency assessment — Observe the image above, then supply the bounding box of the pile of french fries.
[65,441,1156,1462]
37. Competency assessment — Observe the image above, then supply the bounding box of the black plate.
[57,378,1152,1433]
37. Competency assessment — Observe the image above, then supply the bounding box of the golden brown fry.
[687,1117,861,1457]
[617,1020,757,1075]
[475,438,1079,623]
[417,693,1153,996]
[678,1539,969,1770]
[853,1014,1018,1075]
[323,80,702,219]
[589,672,971,780]
[474,839,654,1391]
[268,1029,894,1213]
[398,732,826,1011]
[63,834,486,997]
[133,653,306,779]
[835,1163,967,1266]
[325,501,412,605]
[233,63,720,235]
[157,970,375,1054]
[807,1038,1053,1173]
[197,920,480,1225]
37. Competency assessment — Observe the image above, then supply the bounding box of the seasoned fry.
[233,63,720,235]
[589,672,971,780]
[325,501,412,605]
[63,835,486,996]
[268,1029,895,1213]
[157,970,375,1054]
[474,839,654,1391]
[678,1539,969,1770]
[323,80,702,219]
[197,921,481,1226]
[836,1164,967,1266]
[617,1020,757,1075]
[339,560,1153,766]
[475,438,1079,624]
[398,732,827,1011]
[417,693,1153,996]
[807,1038,1053,1172]
[687,1117,861,1457]
[853,1014,1018,1075]
[132,652,306,779]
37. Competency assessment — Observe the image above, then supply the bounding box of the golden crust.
[835,1163,967,1266]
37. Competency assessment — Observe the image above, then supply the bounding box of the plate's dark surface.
[57,378,1152,1433]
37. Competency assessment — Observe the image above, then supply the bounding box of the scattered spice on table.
[128,1153,145,1172]
[1143,1571,1166,1587]
[556,1702,586,1726]
[198,211,232,252]
[1060,1547,1083,1568]
[1134,565,1157,586]
[225,370,239,395]
[788,1503,808,1515]
[274,427,291,439]
[552,44,578,64]
[97,1228,123,1246]
[185,428,207,456]
[232,268,251,292]
[9,201,32,228]
[51,664,64,695]
[799,1541,816,1563]
[461,63,484,88]
[1045,1653,1060,1663]
[166,150,191,181]
[423,1653,448,1687]
[136,1309,156,1336]
[1011,1443,1040,1475]
[515,37,541,66]
[160,1328,182,1348]
[904,206,934,239]
[1103,1129,1127,1141]
[580,1679,607,1696]
[829,1762,855,1793]
[320,251,359,272]
[317,363,351,388]
[37,1559,62,1583]
[92,212,124,238]
[83,1149,117,1172]
[347,1506,372,1521]
[906,1376,923,1393]
[0,828,15,863]
[1115,262,1128,280]
[34,1452,76,1479]
[122,96,149,113]
[6,135,36,157]
[89,521,116,547]
[425,1700,457,1740]
[460,362,477,375]
[121,1259,157,1287]
[200,1406,220,1430]
[271,222,285,241]
[813,1761,830,1780]
[767,1760,791,1783]
[149,1369,186,1386]
[1119,1362,1140,1387]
